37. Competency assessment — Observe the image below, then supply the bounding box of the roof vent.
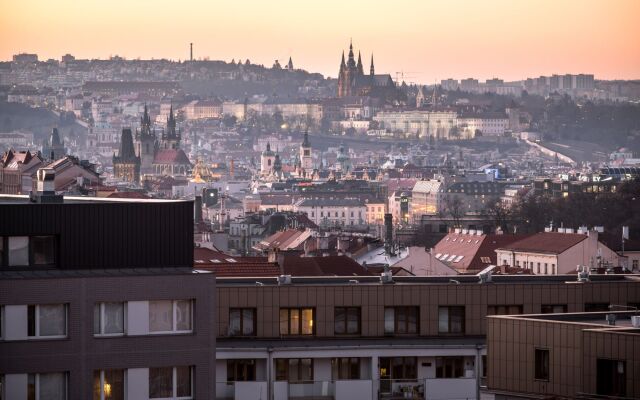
[380,270,394,284]
[277,275,292,285]
[577,265,590,282]
[30,168,63,203]
[605,313,616,326]
[631,316,640,328]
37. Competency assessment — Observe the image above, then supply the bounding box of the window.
[334,307,360,334]
[228,308,256,336]
[534,349,549,381]
[275,359,313,382]
[94,302,125,336]
[585,303,609,312]
[438,306,465,334]
[435,357,464,378]
[541,304,567,314]
[633,260,639,270]
[596,359,626,397]
[384,307,418,334]
[149,300,192,333]
[380,357,416,380]
[279,308,314,335]
[331,358,360,380]
[227,359,256,382]
[487,305,523,315]
[93,369,124,400]
[28,373,68,400]
[28,304,67,338]
[31,236,56,265]
[149,366,192,399]
[8,236,29,266]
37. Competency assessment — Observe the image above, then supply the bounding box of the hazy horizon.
[1,0,639,83]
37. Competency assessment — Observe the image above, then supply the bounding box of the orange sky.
[1,0,639,83]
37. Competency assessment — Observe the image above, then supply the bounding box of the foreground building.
[214,273,640,400]
[0,175,216,399]
[487,310,640,399]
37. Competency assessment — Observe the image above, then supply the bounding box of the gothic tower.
[42,128,67,161]
[113,128,141,183]
[136,104,156,174]
[337,40,365,98]
[161,105,181,150]
[260,142,276,176]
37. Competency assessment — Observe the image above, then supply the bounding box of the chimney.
[194,195,203,223]
[30,168,62,203]
[190,43,193,61]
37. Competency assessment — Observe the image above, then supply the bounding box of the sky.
[1,0,639,84]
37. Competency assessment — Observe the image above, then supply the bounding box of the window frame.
[279,307,315,336]
[27,372,69,400]
[435,356,465,378]
[384,306,419,335]
[228,308,256,337]
[541,304,568,314]
[487,305,523,316]
[148,300,193,334]
[438,306,465,334]
[94,302,127,337]
[534,348,550,381]
[226,359,256,382]
[0,236,58,267]
[93,369,126,400]
[334,307,361,335]
[331,357,361,380]
[275,358,314,383]
[148,366,193,400]
[27,304,68,339]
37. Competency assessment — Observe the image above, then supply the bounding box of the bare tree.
[443,195,464,228]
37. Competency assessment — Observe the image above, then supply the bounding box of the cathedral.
[336,41,396,99]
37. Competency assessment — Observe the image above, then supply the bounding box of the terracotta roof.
[281,255,373,276]
[497,232,588,254]
[194,247,267,264]
[107,192,150,199]
[153,149,192,165]
[195,262,281,277]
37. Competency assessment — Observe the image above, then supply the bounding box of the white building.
[293,198,366,227]
[373,110,458,139]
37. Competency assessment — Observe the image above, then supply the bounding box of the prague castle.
[336,41,396,99]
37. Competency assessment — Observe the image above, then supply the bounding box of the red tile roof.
[497,232,587,254]
[153,149,192,165]
[195,262,281,277]
[281,255,373,276]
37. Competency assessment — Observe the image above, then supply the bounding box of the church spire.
[370,54,375,75]
[347,40,355,67]
[357,51,363,75]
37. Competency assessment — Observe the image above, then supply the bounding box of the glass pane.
[288,359,299,382]
[242,309,254,335]
[94,304,101,334]
[275,359,287,381]
[28,305,36,336]
[347,308,359,334]
[407,308,417,334]
[39,304,66,336]
[279,309,288,335]
[229,309,241,336]
[392,357,404,379]
[301,309,313,335]
[290,309,300,335]
[8,236,29,266]
[175,300,192,331]
[351,358,360,379]
[451,308,464,333]
[104,303,124,334]
[149,367,173,398]
[104,369,124,400]
[176,366,192,397]
[227,360,236,381]
[39,372,66,400]
[28,374,35,400]
[32,236,55,265]
[384,308,395,334]
[300,359,312,382]
[438,307,449,333]
[405,357,417,379]
[149,300,173,332]
[334,308,346,334]
[397,308,407,333]
[93,371,101,400]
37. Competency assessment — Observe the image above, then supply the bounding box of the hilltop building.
[336,41,396,99]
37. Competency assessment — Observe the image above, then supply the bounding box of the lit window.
[279,308,314,336]
[93,369,124,400]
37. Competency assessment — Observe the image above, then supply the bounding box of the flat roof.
[0,267,206,279]
[489,311,640,335]
[0,194,190,204]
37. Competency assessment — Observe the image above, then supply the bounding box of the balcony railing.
[216,381,268,400]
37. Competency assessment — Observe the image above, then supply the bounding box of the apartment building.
[214,274,640,400]
[0,181,216,399]
[487,310,640,399]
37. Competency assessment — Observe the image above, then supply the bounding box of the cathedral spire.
[347,40,355,67]
[340,51,345,67]
[370,54,375,75]
[357,51,363,75]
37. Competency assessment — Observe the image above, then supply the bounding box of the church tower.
[113,128,141,183]
[337,40,366,98]
[42,128,67,161]
[135,104,156,174]
[300,132,312,174]
[370,54,375,75]
[260,142,276,176]
[161,105,181,150]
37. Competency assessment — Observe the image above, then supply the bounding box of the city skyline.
[1,0,639,83]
